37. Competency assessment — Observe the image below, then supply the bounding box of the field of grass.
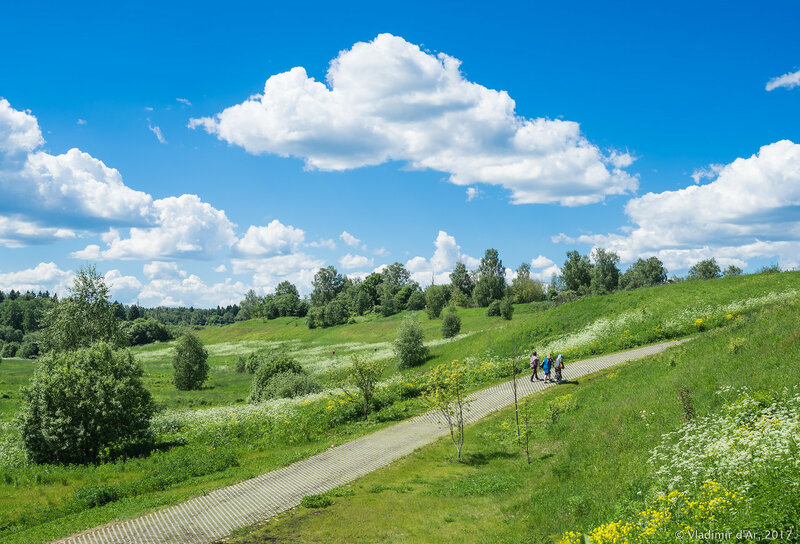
[0,271,798,543]
[225,298,800,544]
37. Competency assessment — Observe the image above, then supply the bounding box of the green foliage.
[449,261,475,297]
[499,297,514,320]
[72,484,122,510]
[235,355,246,373]
[422,359,470,460]
[17,342,154,464]
[41,266,125,352]
[473,249,506,306]
[486,300,501,316]
[259,371,322,400]
[425,285,447,319]
[449,288,469,307]
[590,248,621,294]
[511,263,545,303]
[688,258,722,280]
[172,331,209,391]
[311,266,346,307]
[723,264,743,277]
[394,315,428,369]
[17,332,41,358]
[344,354,387,419]
[430,472,518,497]
[561,250,592,293]
[405,290,425,311]
[122,318,172,346]
[759,263,781,274]
[1,341,19,357]
[248,353,305,402]
[620,256,668,290]
[441,306,462,338]
[300,493,333,508]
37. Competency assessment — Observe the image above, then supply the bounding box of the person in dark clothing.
[530,351,540,381]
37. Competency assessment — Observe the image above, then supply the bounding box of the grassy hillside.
[0,271,797,543]
[225,296,800,544]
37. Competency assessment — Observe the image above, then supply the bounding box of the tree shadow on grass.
[460,450,517,466]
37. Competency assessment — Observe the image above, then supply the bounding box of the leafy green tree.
[473,249,506,306]
[343,354,386,419]
[688,259,721,280]
[382,262,411,289]
[723,265,743,277]
[425,285,447,318]
[41,266,125,352]
[486,300,501,316]
[620,257,668,289]
[499,296,514,320]
[323,295,349,326]
[561,250,592,293]
[590,248,621,294]
[449,287,469,307]
[441,306,462,338]
[310,266,346,307]
[511,262,545,303]
[248,353,312,402]
[422,360,470,460]
[449,261,474,297]
[378,283,400,316]
[18,342,154,464]
[172,331,209,390]
[274,281,302,317]
[394,315,429,369]
[406,290,426,311]
[361,272,385,307]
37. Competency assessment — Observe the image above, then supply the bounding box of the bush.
[301,493,333,508]
[260,371,322,400]
[1,341,19,357]
[441,306,461,338]
[72,484,123,510]
[406,290,425,311]
[425,286,446,319]
[172,331,209,391]
[499,297,514,320]
[124,318,172,346]
[394,315,428,369]
[17,332,41,358]
[449,288,469,307]
[486,300,501,316]
[17,342,155,464]
[249,354,305,402]
[235,355,246,373]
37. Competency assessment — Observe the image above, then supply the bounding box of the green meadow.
[0,270,798,543]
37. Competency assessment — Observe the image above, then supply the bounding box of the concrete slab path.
[52,339,688,544]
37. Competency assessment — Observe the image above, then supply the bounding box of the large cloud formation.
[0,98,235,259]
[555,140,800,270]
[190,34,637,206]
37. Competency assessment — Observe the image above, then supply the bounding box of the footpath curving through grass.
[224,299,800,544]
[0,271,798,543]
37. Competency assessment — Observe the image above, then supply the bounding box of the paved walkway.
[53,340,687,544]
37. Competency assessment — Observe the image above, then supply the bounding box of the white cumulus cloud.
[0,262,73,294]
[339,230,362,248]
[234,219,305,256]
[554,140,800,271]
[405,230,479,286]
[339,253,373,270]
[190,34,637,206]
[766,68,800,91]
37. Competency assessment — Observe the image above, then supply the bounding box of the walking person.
[542,353,552,382]
[530,351,540,381]
[554,353,564,383]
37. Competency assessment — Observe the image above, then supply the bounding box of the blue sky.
[1,1,799,306]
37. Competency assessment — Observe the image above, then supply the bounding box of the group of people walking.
[529,351,564,383]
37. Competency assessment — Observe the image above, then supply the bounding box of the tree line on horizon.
[236,249,768,329]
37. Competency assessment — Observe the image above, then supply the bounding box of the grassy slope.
[0,271,798,543]
[226,299,800,544]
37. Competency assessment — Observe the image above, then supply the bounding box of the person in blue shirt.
[542,353,552,382]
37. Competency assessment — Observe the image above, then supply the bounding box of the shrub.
[172,331,209,391]
[394,315,429,369]
[486,300,501,316]
[344,354,386,419]
[688,258,721,280]
[17,342,155,464]
[425,286,446,319]
[441,306,461,338]
[235,355,246,373]
[17,332,41,358]
[71,484,122,510]
[1,341,19,357]
[300,493,332,508]
[449,288,469,307]
[406,290,426,311]
[124,318,172,346]
[249,354,305,402]
[261,371,322,400]
[499,297,514,320]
